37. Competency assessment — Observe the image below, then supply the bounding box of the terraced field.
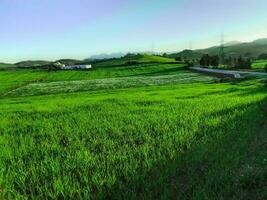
[0,61,266,199]
[6,72,213,97]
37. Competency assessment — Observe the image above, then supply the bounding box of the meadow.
[0,58,266,199]
[252,59,267,70]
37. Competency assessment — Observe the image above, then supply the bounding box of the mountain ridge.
[168,38,267,59]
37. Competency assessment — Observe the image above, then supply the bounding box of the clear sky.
[1,0,267,63]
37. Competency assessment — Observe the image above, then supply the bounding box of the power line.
[219,32,225,65]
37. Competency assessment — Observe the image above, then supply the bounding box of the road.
[190,66,267,78]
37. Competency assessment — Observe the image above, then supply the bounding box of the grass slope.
[0,63,266,199]
[94,54,176,68]
[15,60,52,68]
[0,63,185,95]
[6,72,212,97]
[252,59,267,70]
[0,63,16,69]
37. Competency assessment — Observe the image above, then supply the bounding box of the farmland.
[252,59,267,70]
[0,57,266,199]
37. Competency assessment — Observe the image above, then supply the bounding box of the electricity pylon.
[219,33,225,66]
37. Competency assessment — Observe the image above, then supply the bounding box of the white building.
[61,64,92,70]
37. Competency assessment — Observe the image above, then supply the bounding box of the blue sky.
[1,0,267,63]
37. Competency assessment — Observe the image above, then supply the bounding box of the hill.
[94,53,176,68]
[15,59,86,68]
[15,60,52,68]
[0,63,16,69]
[8,54,175,69]
[169,38,267,60]
[168,50,203,60]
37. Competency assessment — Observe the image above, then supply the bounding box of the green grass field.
[93,54,176,68]
[0,63,16,69]
[0,60,266,199]
[252,59,267,70]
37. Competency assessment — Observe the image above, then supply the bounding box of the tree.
[175,57,182,62]
[210,56,219,67]
[234,56,251,69]
[47,62,64,71]
[126,61,138,65]
[225,56,235,68]
[162,53,168,57]
[265,64,267,72]
[235,56,245,69]
[232,57,238,68]
[125,53,136,58]
[199,54,210,66]
[258,53,267,60]
[244,58,252,69]
[184,60,194,69]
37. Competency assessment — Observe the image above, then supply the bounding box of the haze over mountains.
[89,53,126,60]
[86,38,267,61]
[168,38,267,60]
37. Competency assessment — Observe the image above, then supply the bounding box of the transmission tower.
[219,33,225,66]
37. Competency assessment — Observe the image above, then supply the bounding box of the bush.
[175,57,182,62]
[184,60,194,69]
[125,61,138,66]
[258,53,267,60]
[216,77,233,83]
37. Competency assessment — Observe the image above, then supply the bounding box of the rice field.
[0,63,266,199]
[0,63,183,95]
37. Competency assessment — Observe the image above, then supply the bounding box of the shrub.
[175,57,182,62]
[258,53,267,60]
[125,61,138,66]
[184,60,194,69]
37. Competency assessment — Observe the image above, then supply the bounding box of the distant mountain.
[168,38,267,60]
[224,41,242,46]
[15,60,52,68]
[252,38,267,45]
[168,50,203,60]
[90,53,125,60]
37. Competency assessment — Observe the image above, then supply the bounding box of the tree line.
[199,54,252,69]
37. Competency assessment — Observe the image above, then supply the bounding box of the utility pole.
[219,32,225,66]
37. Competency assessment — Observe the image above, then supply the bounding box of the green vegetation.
[93,54,176,68]
[0,63,184,95]
[0,60,266,199]
[11,54,176,70]
[199,54,253,69]
[15,60,52,68]
[168,49,203,60]
[0,63,16,69]
[252,59,267,70]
